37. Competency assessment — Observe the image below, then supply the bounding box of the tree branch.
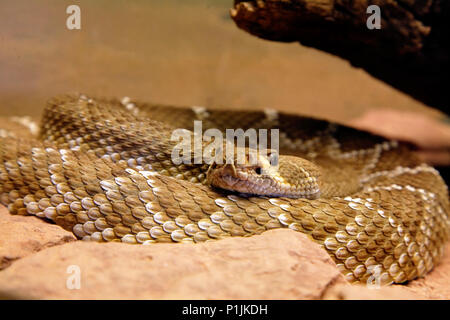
[231,0,449,111]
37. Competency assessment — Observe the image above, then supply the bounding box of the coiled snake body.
[0,94,449,285]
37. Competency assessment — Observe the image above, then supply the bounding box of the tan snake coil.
[0,94,449,285]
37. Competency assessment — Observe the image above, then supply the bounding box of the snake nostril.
[254,167,262,175]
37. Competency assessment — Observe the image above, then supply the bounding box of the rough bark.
[231,0,449,111]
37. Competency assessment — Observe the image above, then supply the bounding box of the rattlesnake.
[0,94,448,285]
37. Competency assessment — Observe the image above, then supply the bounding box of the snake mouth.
[222,174,240,187]
[220,178,321,199]
[209,168,321,199]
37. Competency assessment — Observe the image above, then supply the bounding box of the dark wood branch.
[231,0,449,111]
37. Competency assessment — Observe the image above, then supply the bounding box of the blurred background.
[0,0,441,123]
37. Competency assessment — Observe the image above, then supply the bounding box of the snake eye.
[254,167,262,175]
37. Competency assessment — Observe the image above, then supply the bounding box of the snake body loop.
[0,94,449,285]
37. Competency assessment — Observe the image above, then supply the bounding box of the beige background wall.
[0,0,437,123]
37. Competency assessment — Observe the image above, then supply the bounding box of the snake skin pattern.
[0,94,449,285]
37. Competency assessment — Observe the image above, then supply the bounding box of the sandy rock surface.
[0,206,76,270]
[0,205,448,299]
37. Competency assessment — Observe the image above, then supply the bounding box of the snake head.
[206,148,321,199]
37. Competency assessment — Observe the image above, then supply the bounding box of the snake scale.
[0,94,449,285]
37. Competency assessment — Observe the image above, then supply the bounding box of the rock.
[0,205,76,270]
[0,204,449,299]
[0,229,347,299]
